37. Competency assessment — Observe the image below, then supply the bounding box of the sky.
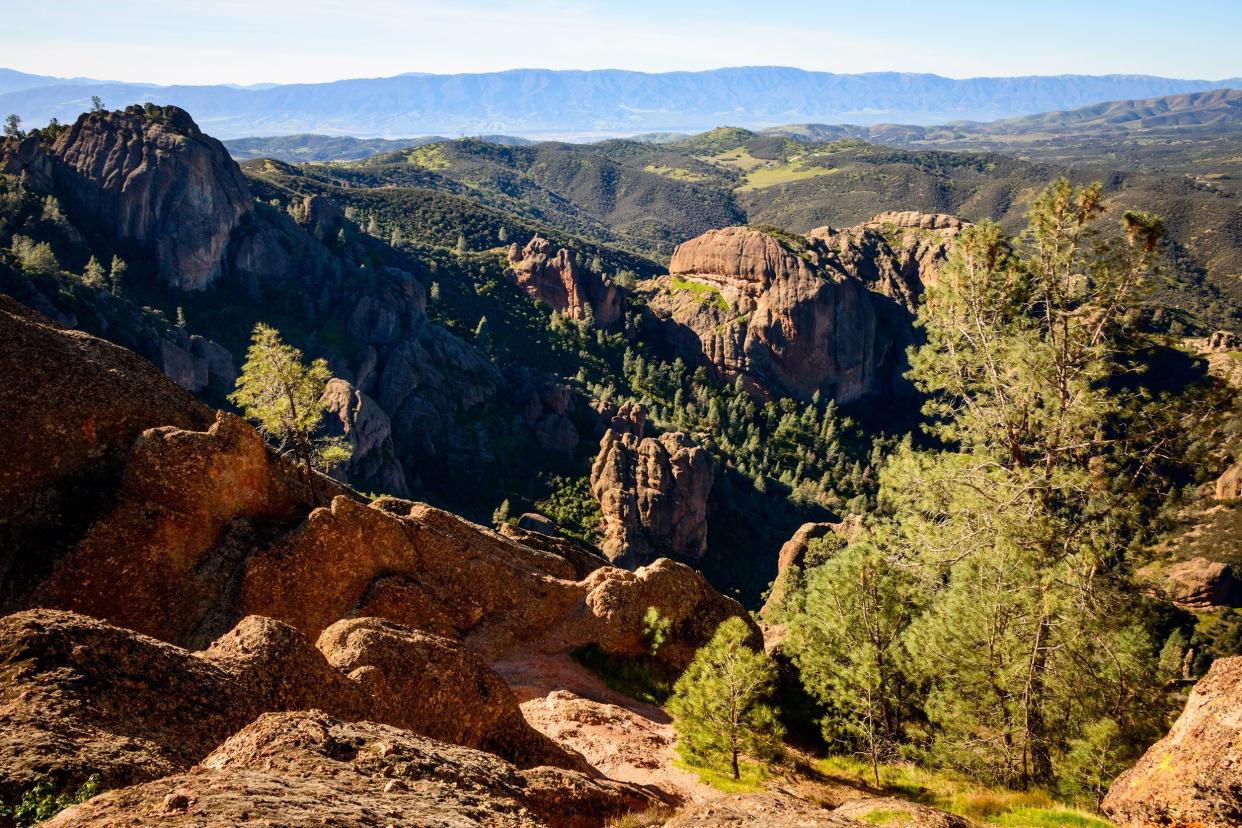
[4,0,1240,86]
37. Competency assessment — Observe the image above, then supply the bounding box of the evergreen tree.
[81,255,107,289]
[3,114,23,139]
[229,324,348,495]
[879,180,1178,787]
[497,225,508,243]
[108,255,127,297]
[455,233,467,255]
[668,617,783,779]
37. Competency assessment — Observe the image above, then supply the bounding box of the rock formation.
[835,798,979,828]
[642,213,964,402]
[1,106,504,500]
[0,609,582,804]
[321,377,411,497]
[1,106,251,290]
[1217,461,1242,500]
[46,712,657,828]
[1104,656,1242,828]
[506,236,623,326]
[1165,557,1242,609]
[759,521,851,621]
[590,420,715,566]
[0,295,213,605]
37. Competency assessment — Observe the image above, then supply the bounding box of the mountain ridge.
[3,66,1242,138]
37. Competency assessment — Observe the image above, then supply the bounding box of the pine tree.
[878,179,1179,787]
[455,233,467,255]
[668,617,783,779]
[492,498,511,528]
[108,255,127,297]
[81,255,107,289]
[497,225,508,244]
[229,324,347,496]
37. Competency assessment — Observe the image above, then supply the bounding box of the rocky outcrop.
[1208,329,1239,352]
[590,423,714,566]
[506,236,623,326]
[1103,656,1242,828]
[0,609,584,803]
[48,712,657,828]
[759,521,850,621]
[33,411,326,646]
[663,793,856,826]
[835,798,980,828]
[1,106,251,290]
[0,307,749,668]
[315,617,577,770]
[1166,557,1242,609]
[322,377,410,497]
[644,214,964,402]
[521,382,584,459]
[0,295,213,603]
[1217,462,1242,500]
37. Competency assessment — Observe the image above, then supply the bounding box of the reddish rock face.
[759,521,851,622]
[590,427,714,566]
[2,106,252,290]
[1104,656,1242,828]
[505,236,623,326]
[0,608,585,804]
[646,214,964,402]
[46,711,657,828]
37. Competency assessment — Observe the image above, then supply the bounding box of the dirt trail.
[493,651,715,804]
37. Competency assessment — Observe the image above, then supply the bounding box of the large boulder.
[505,236,623,326]
[1217,461,1242,501]
[2,106,252,290]
[47,712,658,828]
[1165,557,1242,609]
[0,609,585,803]
[315,617,579,771]
[590,427,714,566]
[1103,656,1242,828]
[644,214,963,402]
[835,798,980,828]
[32,411,324,646]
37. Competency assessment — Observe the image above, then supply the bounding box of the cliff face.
[2,106,251,290]
[643,213,964,402]
[589,413,715,567]
[505,236,623,326]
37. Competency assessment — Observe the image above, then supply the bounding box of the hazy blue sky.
[5,0,1240,85]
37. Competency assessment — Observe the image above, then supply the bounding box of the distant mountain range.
[2,66,1241,139]
[763,88,1242,144]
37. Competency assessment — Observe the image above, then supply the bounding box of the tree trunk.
[731,749,740,781]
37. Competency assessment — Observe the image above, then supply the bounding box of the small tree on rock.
[229,323,347,496]
[668,616,783,779]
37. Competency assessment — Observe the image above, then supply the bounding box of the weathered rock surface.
[48,712,657,828]
[644,214,963,402]
[0,608,585,803]
[0,295,213,603]
[1217,461,1242,500]
[1103,655,1242,828]
[1166,557,1242,609]
[2,106,251,290]
[322,377,411,497]
[760,520,856,621]
[34,411,324,646]
[835,797,979,828]
[590,425,715,566]
[1208,329,1240,352]
[663,793,856,827]
[506,236,623,326]
[315,617,579,771]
